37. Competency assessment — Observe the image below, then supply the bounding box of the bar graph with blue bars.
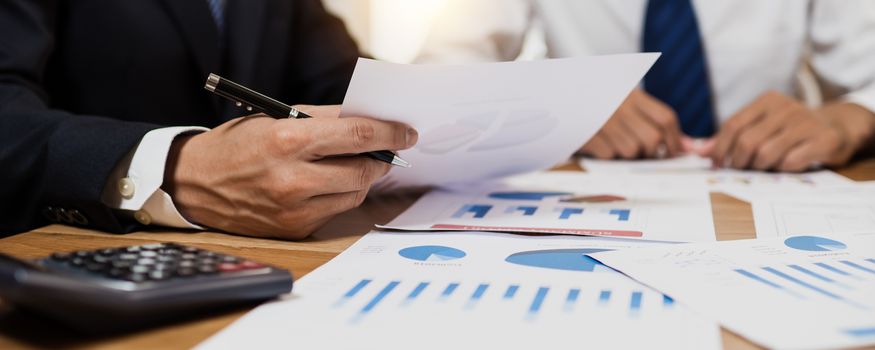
[630,291,643,313]
[528,287,550,315]
[565,288,580,310]
[735,269,803,298]
[557,207,584,219]
[504,285,520,299]
[466,284,489,308]
[735,260,874,310]
[506,206,538,216]
[452,204,492,218]
[609,209,631,221]
[441,283,460,299]
[360,281,400,314]
[599,290,612,304]
[406,282,429,302]
[336,279,679,322]
[841,260,875,276]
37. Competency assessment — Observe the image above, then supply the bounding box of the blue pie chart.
[399,246,467,262]
[784,236,847,252]
[505,249,612,272]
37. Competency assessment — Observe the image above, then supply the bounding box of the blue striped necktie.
[206,0,226,38]
[642,0,716,137]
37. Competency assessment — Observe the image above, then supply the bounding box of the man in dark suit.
[0,0,418,239]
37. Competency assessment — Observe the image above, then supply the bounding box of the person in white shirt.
[417,0,875,171]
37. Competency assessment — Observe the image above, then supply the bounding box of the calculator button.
[85,263,106,273]
[125,246,142,253]
[98,248,116,255]
[139,251,157,258]
[118,253,138,261]
[177,267,196,277]
[141,243,164,250]
[153,263,174,271]
[70,257,86,266]
[74,251,91,258]
[111,260,133,269]
[137,258,156,266]
[198,265,217,274]
[126,273,148,283]
[91,255,110,264]
[199,258,216,266]
[221,256,239,263]
[130,265,150,274]
[106,268,126,278]
[148,270,172,281]
[181,253,197,260]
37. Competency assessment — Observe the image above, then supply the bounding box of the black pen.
[204,73,411,168]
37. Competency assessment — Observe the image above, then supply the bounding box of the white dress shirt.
[101,127,208,229]
[416,0,875,122]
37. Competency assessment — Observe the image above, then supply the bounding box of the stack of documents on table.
[593,232,875,349]
[581,155,854,202]
[198,231,721,350]
[752,182,875,238]
[381,171,716,243]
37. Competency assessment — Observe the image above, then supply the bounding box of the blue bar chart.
[336,278,670,322]
[735,258,875,309]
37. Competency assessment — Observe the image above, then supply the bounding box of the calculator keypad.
[48,243,266,283]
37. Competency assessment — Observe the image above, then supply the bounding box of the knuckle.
[642,129,661,149]
[618,144,639,159]
[356,163,371,190]
[270,127,307,153]
[736,134,757,153]
[353,189,369,207]
[349,120,377,149]
[654,112,677,128]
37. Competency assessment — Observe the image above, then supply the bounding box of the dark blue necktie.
[642,0,716,137]
[206,0,226,38]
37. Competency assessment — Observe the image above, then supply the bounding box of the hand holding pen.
[205,73,410,168]
[158,75,417,240]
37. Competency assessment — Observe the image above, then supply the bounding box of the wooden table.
[2,159,875,350]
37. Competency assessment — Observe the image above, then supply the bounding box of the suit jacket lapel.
[225,0,268,88]
[159,0,221,82]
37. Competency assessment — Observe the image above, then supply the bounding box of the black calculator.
[0,242,293,332]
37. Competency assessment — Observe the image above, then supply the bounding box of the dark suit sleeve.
[283,0,361,104]
[0,1,159,235]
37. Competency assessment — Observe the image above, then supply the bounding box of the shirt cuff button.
[118,177,136,199]
[134,210,152,225]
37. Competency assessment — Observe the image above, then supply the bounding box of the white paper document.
[381,172,716,242]
[199,231,720,350]
[593,233,875,350]
[580,155,853,202]
[753,183,875,238]
[341,54,658,190]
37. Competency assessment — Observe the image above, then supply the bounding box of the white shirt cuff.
[102,126,209,229]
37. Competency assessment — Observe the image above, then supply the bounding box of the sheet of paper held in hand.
[380,171,716,242]
[580,155,853,202]
[592,232,875,350]
[340,54,659,191]
[198,231,720,350]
